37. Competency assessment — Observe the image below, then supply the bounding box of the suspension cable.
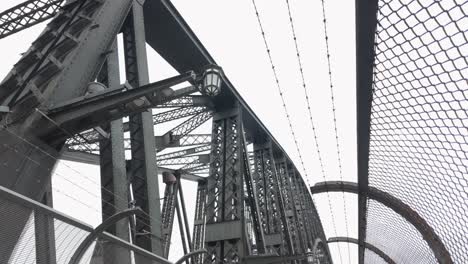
[282,0,348,262]
[318,0,352,262]
[251,1,343,262]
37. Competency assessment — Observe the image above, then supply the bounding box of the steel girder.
[157,145,210,161]
[252,143,285,255]
[0,0,133,262]
[192,180,208,264]
[274,158,297,256]
[96,39,131,264]
[154,95,210,108]
[153,106,207,124]
[0,0,64,39]
[161,180,179,258]
[310,181,452,263]
[327,237,395,264]
[157,154,210,166]
[203,106,266,263]
[355,0,379,263]
[122,2,163,257]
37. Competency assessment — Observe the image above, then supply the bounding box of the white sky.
[0,0,358,263]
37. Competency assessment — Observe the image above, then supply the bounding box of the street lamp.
[201,65,223,97]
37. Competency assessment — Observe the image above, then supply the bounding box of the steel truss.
[0,1,335,264]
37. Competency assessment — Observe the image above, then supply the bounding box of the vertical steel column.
[161,180,178,258]
[241,136,266,255]
[285,163,307,257]
[290,169,312,255]
[177,177,193,252]
[356,0,379,262]
[272,157,294,257]
[34,181,56,264]
[97,39,132,264]
[204,106,247,263]
[192,180,207,264]
[123,0,162,256]
[175,196,189,258]
[253,142,287,256]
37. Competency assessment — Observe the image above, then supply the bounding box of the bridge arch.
[310,181,452,263]
[327,236,395,264]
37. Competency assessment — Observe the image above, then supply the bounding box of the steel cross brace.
[0,0,65,39]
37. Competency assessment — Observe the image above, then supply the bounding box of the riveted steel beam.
[122,2,161,256]
[310,181,452,263]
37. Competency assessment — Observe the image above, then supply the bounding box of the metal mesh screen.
[0,187,170,264]
[364,248,388,264]
[0,196,89,264]
[368,0,467,262]
[54,219,89,264]
[78,237,158,264]
[365,199,436,263]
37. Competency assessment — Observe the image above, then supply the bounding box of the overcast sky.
[0,0,359,263]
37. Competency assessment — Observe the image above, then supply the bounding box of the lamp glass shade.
[202,67,222,96]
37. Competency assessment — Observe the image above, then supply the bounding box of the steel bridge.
[0,0,466,263]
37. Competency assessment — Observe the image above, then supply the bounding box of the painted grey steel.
[355,0,379,263]
[123,1,162,257]
[157,145,211,161]
[157,111,213,151]
[0,0,133,261]
[0,1,331,262]
[310,181,452,263]
[252,142,285,254]
[68,208,143,264]
[272,156,295,256]
[161,180,178,258]
[153,106,208,124]
[192,180,207,264]
[177,176,193,252]
[175,191,189,258]
[204,106,249,262]
[96,39,132,264]
[45,71,196,138]
[327,237,395,264]
[240,134,266,255]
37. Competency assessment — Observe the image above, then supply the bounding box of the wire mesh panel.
[365,199,436,263]
[368,0,468,262]
[364,248,388,264]
[0,195,89,264]
[54,219,89,264]
[0,186,173,264]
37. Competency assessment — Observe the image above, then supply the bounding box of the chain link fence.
[365,199,436,263]
[368,0,467,262]
[364,248,387,264]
